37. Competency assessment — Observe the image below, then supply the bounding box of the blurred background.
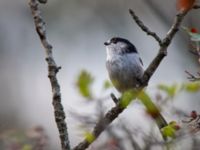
[0,0,200,149]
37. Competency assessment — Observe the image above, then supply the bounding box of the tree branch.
[129,9,162,45]
[73,9,190,150]
[141,11,187,85]
[29,0,70,150]
[110,93,119,104]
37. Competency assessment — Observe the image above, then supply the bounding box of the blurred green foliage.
[158,84,179,98]
[119,90,138,108]
[161,121,180,138]
[161,125,176,138]
[76,70,94,99]
[84,132,95,143]
[103,80,113,90]
[183,82,200,92]
[158,82,200,98]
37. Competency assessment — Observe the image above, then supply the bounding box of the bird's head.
[104,37,138,57]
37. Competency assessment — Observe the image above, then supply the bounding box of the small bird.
[104,37,167,131]
[104,37,144,93]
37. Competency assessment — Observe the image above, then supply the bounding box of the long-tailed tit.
[104,37,144,93]
[104,37,167,130]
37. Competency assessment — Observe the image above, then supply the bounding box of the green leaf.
[184,82,200,92]
[76,70,94,99]
[161,121,180,138]
[169,121,180,130]
[157,84,178,98]
[161,126,176,138]
[103,80,113,90]
[119,90,138,108]
[84,132,95,143]
[138,91,160,118]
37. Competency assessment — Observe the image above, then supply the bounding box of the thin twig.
[29,0,70,150]
[189,42,200,56]
[110,93,119,104]
[185,70,200,81]
[129,9,162,45]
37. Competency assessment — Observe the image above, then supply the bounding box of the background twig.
[129,9,162,45]
[185,70,200,81]
[29,0,70,150]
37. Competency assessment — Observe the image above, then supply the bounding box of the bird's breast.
[106,53,144,92]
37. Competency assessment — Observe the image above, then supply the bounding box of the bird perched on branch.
[104,37,144,93]
[104,37,167,131]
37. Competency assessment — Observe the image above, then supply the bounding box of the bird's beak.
[104,41,110,46]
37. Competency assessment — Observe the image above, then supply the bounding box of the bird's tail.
[138,90,168,132]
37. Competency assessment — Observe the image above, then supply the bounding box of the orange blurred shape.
[176,0,196,12]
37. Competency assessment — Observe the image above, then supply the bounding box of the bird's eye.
[111,38,117,44]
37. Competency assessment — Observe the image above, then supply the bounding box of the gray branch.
[29,0,70,150]
[129,9,162,45]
